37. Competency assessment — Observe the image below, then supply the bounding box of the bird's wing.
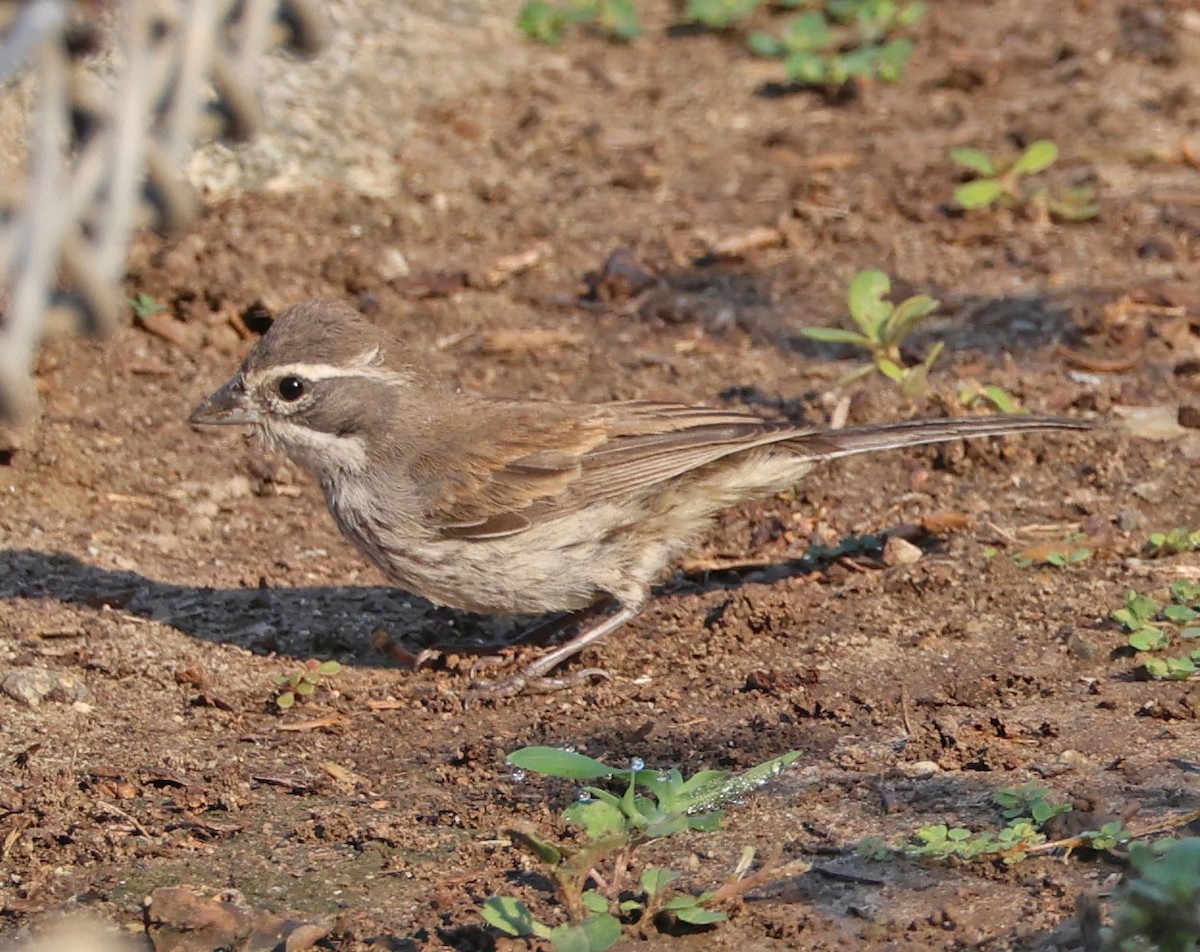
[419,400,820,541]
[418,399,1091,541]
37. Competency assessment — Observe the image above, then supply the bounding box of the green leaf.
[482,896,538,937]
[898,364,929,400]
[675,906,728,925]
[517,2,567,43]
[1165,604,1199,623]
[847,269,892,334]
[747,30,783,56]
[663,895,699,911]
[507,827,564,865]
[673,751,800,814]
[507,747,615,779]
[1129,626,1169,652]
[685,811,726,833]
[295,680,316,696]
[1143,657,1170,679]
[276,691,295,709]
[948,147,997,176]
[1181,627,1200,640]
[642,867,678,896]
[548,913,622,952]
[875,38,913,81]
[898,1,926,26]
[883,294,940,345]
[784,50,827,83]
[876,358,905,383]
[316,660,341,675]
[981,385,1017,413]
[799,326,875,347]
[644,813,690,839]
[598,0,641,40]
[955,178,1005,209]
[563,799,628,839]
[1011,139,1058,176]
[785,11,832,50]
[581,890,609,913]
[1168,656,1197,677]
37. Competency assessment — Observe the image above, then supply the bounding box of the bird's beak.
[189,375,260,426]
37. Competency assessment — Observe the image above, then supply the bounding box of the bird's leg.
[467,602,612,678]
[467,602,643,700]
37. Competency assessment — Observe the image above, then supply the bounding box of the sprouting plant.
[1144,528,1200,558]
[800,269,943,397]
[1113,582,1200,680]
[274,659,342,709]
[748,1,925,87]
[949,140,1099,222]
[957,382,1020,414]
[128,292,166,319]
[517,0,640,44]
[481,746,799,950]
[684,0,761,29]
[1105,838,1200,952]
[859,784,1073,866]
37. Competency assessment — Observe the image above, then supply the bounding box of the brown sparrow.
[190,300,1092,696]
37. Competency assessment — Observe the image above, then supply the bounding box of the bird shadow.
[0,547,838,666]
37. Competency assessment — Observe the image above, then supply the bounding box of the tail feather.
[789,415,1094,462]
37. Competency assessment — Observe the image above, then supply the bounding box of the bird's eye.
[277,376,306,401]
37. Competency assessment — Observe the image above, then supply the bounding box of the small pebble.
[883,536,923,567]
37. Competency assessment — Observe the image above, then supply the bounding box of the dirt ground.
[3,1,1200,949]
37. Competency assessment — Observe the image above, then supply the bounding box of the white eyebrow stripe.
[254,360,407,385]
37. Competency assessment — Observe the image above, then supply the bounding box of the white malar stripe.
[259,419,370,477]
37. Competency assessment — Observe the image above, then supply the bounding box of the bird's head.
[190,300,424,478]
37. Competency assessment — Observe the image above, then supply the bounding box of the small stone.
[883,536,923,566]
[1116,509,1145,532]
[1132,480,1167,504]
[905,760,941,777]
[2,668,95,708]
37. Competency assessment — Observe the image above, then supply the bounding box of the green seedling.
[1113,582,1200,680]
[950,140,1099,222]
[1106,838,1200,952]
[517,0,640,43]
[482,746,799,950]
[859,784,1076,866]
[957,383,1021,415]
[273,659,342,709]
[128,292,166,319]
[748,1,924,87]
[684,0,761,29]
[1144,527,1200,558]
[801,269,943,397]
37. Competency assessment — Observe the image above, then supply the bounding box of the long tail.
[791,414,1094,462]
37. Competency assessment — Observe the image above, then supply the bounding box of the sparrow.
[190,300,1093,696]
